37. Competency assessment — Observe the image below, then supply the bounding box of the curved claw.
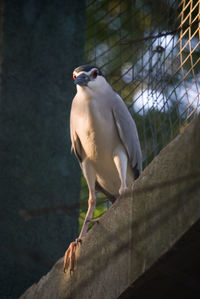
[63,239,82,274]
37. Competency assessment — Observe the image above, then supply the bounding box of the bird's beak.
[74,73,90,86]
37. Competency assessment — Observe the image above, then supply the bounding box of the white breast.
[70,86,134,195]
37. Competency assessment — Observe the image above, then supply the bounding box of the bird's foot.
[119,186,129,197]
[63,238,82,274]
[86,217,100,223]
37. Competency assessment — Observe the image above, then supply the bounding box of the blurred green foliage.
[79,176,108,233]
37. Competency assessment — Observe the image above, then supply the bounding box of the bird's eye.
[73,74,77,80]
[92,70,98,79]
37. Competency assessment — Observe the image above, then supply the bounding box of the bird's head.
[73,65,107,94]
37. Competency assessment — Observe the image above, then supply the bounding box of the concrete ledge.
[21,116,200,299]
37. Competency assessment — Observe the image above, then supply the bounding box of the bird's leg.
[79,188,96,238]
[80,159,97,233]
[64,160,96,273]
[113,146,128,196]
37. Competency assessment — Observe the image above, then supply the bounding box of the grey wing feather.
[70,130,84,166]
[70,100,84,166]
[112,96,142,176]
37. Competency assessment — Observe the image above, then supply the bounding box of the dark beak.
[74,73,90,86]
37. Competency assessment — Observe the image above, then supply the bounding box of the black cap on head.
[74,65,103,76]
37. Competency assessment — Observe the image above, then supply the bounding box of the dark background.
[0,0,85,297]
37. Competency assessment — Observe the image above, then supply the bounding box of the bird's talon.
[63,240,79,274]
[75,238,82,244]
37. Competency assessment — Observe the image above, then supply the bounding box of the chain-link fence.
[19,0,200,231]
[78,0,200,222]
[86,0,200,166]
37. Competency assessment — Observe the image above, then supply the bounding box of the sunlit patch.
[121,63,133,83]
[133,89,169,115]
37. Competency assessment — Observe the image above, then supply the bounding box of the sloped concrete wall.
[20,116,200,299]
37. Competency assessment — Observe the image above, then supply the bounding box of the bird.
[63,64,142,273]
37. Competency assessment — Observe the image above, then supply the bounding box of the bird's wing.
[70,96,85,167]
[70,131,84,166]
[112,95,142,176]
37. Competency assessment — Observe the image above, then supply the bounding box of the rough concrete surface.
[20,116,200,299]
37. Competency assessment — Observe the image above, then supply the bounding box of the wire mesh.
[18,0,200,229]
[85,0,200,167]
[74,0,200,220]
